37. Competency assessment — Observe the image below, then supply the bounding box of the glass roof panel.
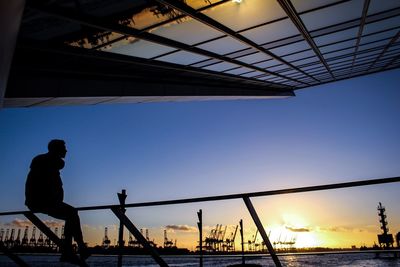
[354,50,382,59]
[282,50,316,62]
[202,62,241,72]
[241,19,300,45]
[241,71,266,78]
[387,43,400,52]
[227,48,257,59]
[292,56,319,66]
[196,36,249,54]
[291,0,340,13]
[353,58,376,66]
[253,59,281,69]
[235,52,272,64]
[311,68,331,75]
[313,71,332,78]
[130,7,180,31]
[279,69,301,76]
[301,0,364,31]
[319,39,357,53]
[93,33,125,51]
[224,67,254,75]
[190,58,220,67]
[251,75,268,80]
[269,41,310,56]
[151,18,224,45]
[266,78,289,84]
[106,39,176,59]
[355,56,377,64]
[328,57,351,66]
[186,0,225,9]
[301,63,324,72]
[362,17,400,35]
[325,47,355,59]
[383,51,400,63]
[359,40,392,52]
[312,73,332,79]
[266,64,287,72]
[156,50,211,65]
[360,29,399,44]
[314,28,358,46]
[335,60,353,69]
[202,0,286,32]
[368,0,400,15]
[380,54,399,65]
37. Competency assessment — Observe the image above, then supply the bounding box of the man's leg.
[43,203,86,255]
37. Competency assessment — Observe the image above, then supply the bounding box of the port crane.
[29,226,36,247]
[102,227,111,249]
[248,229,258,251]
[224,225,238,252]
[163,230,174,248]
[21,226,29,246]
[377,202,394,248]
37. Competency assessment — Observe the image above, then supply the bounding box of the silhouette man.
[25,140,89,264]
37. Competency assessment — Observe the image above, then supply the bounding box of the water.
[0,253,399,267]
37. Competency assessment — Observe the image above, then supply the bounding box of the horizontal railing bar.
[0,176,399,216]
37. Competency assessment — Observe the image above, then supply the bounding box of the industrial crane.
[102,227,111,249]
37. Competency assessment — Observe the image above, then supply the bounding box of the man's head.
[48,139,67,158]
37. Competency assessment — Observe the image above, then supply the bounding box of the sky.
[0,69,400,249]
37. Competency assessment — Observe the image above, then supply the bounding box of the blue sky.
[0,69,399,248]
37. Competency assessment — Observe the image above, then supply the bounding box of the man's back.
[25,153,64,208]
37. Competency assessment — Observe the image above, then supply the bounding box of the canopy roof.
[5,0,400,107]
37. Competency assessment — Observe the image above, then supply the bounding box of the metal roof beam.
[277,0,335,79]
[15,42,289,89]
[27,2,308,87]
[367,30,400,70]
[351,0,370,70]
[155,0,318,82]
[381,54,400,70]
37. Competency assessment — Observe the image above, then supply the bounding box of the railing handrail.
[0,176,399,216]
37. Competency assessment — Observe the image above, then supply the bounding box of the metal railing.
[0,176,399,267]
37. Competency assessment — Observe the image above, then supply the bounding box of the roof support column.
[0,0,25,108]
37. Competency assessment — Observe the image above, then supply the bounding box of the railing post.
[243,197,282,267]
[239,219,245,265]
[111,207,169,267]
[23,212,63,247]
[117,189,127,267]
[197,209,203,267]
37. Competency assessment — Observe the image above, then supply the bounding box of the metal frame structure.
[1,176,399,266]
[2,0,399,107]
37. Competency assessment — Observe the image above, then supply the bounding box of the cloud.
[286,226,310,232]
[316,226,369,233]
[165,225,197,232]
[43,220,63,228]
[5,219,32,228]
[3,218,63,229]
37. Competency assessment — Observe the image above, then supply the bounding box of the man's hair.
[48,139,66,152]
